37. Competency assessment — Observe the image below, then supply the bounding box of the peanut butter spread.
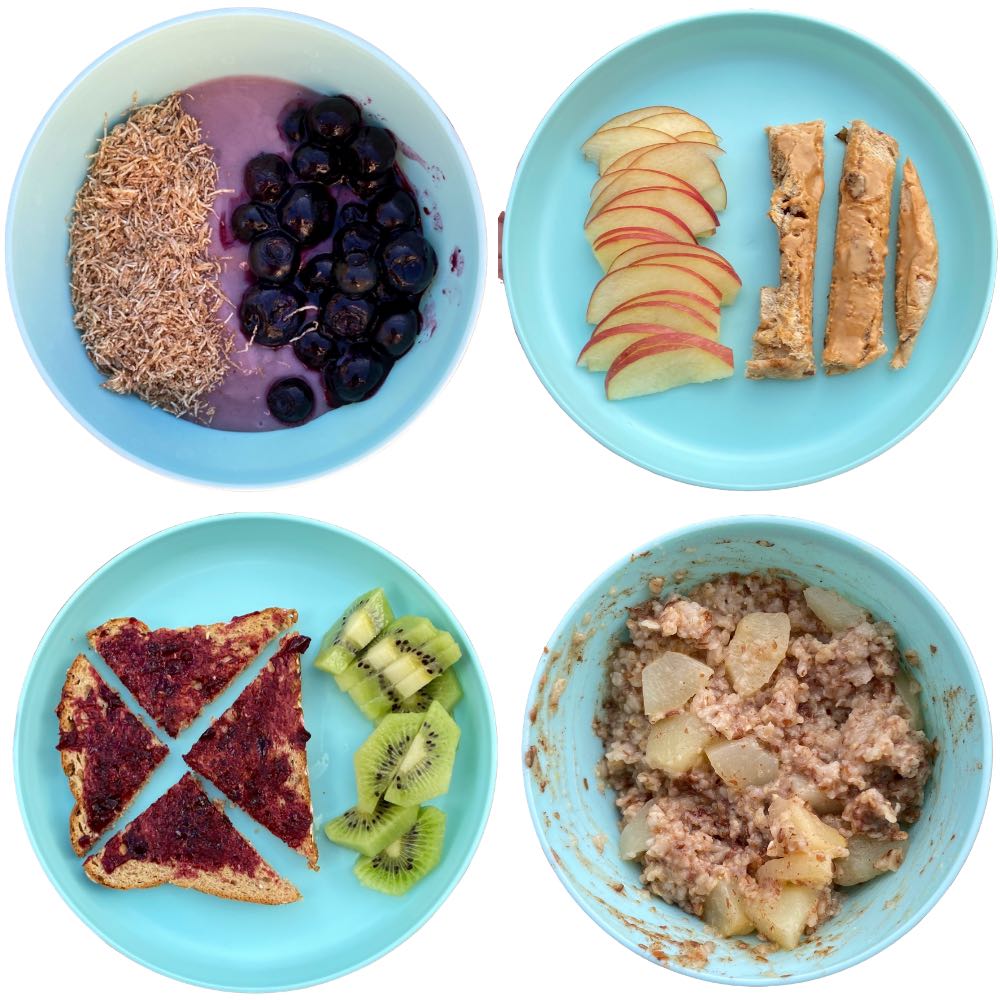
[822,121,899,374]
[892,158,938,369]
[747,121,825,380]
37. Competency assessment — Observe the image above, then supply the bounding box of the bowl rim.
[13,511,499,991]
[502,9,998,491]
[6,6,487,489]
[521,514,993,985]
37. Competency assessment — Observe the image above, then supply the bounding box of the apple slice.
[605,144,727,202]
[675,130,721,145]
[585,207,697,252]
[587,263,724,323]
[597,106,689,131]
[580,319,721,372]
[605,332,734,400]
[592,167,726,213]
[634,111,716,138]
[583,127,678,172]
[608,140,725,173]
[604,254,740,305]
[586,186,719,235]
[593,230,685,270]
[594,296,720,341]
[601,290,721,330]
[608,241,736,275]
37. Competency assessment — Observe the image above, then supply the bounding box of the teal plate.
[504,12,996,489]
[13,514,497,991]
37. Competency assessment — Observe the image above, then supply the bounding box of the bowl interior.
[523,518,990,984]
[8,10,484,486]
[504,12,995,488]
[15,514,497,991]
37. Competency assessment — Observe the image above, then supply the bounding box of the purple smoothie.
[181,76,327,431]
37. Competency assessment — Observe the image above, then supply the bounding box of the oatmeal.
[596,571,932,949]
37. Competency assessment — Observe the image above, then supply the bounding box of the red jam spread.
[184,634,312,850]
[98,773,263,877]
[91,610,289,737]
[57,669,168,847]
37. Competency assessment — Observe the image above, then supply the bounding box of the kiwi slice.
[353,807,446,895]
[351,672,405,722]
[354,712,424,813]
[384,702,460,806]
[389,636,463,700]
[334,616,437,693]
[324,800,419,856]
[315,588,394,676]
[401,669,464,714]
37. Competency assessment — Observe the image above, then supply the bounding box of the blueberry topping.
[334,223,381,258]
[267,377,315,425]
[291,143,340,184]
[281,106,308,144]
[335,251,379,295]
[239,286,304,347]
[248,232,300,284]
[231,202,278,243]
[322,293,377,340]
[278,184,335,247]
[381,231,437,295]
[307,95,361,147]
[244,153,290,204]
[324,346,387,403]
[300,254,337,295]
[373,309,420,358]
[344,126,397,178]
[373,188,418,232]
[292,328,338,370]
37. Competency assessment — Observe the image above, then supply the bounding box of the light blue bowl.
[14,513,497,991]
[7,9,485,486]
[504,12,996,489]
[523,516,991,985]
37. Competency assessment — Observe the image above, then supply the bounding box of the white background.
[1,0,997,996]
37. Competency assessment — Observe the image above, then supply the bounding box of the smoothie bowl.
[7,8,485,485]
[523,517,990,985]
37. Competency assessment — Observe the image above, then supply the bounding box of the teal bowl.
[14,514,497,991]
[7,9,485,486]
[523,517,990,985]
[503,12,996,489]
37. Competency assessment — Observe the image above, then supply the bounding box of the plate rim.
[503,9,997,491]
[520,513,993,984]
[5,7,488,489]
[13,511,498,992]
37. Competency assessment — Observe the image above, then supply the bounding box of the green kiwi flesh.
[354,712,424,813]
[323,800,419,856]
[352,807,446,895]
[400,669,464,714]
[334,616,437,693]
[384,701,460,806]
[315,588,393,675]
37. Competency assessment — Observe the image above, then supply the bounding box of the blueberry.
[334,223,380,258]
[244,153,290,204]
[292,328,338,370]
[267,377,315,425]
[373,309,420,358]
[300,254,337,295]
[231,202,277,243]
[278,184,335,247]
[292,143,340,184]
[344,126,397,178]
[335,251,379,295]
[307,95,361,147]
[334,203,370,233]
[351,173,393,200]
[249,232,300,284]
[381,231,437,295]
[322,293,376,340]
[281,105,308,144]
[239,286,304,347]
[373,188,418,232]
[324,346,387,403]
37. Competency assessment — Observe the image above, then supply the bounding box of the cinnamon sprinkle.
[69,94,230,419]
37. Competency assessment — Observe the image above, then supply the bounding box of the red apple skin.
[594,229,684,251]
[579,322,712,370]
[592,185,720,228]
[592,168,701,200]
[587,264,723,324]
[608,291,722,324]
[604,332,734,399]
[608,242,739,279]
[586,205,698,245]
[594,301,717,339]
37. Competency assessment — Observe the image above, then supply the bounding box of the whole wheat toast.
[89,608,297,737]
[185,633,319,869]
[57,655,169,855]
[83,773,300,904]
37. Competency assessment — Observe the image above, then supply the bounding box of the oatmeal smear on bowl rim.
[596,572,932,949]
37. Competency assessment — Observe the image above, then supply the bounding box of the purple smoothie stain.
[449,247,464,277]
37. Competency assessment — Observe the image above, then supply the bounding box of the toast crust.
[83,773,300,905]
[89,608,297,737]
[185,633,319,869]
[57,655,168,855]
[892,158,938,368]
[822,120,899,374]
[747,120,825,379]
